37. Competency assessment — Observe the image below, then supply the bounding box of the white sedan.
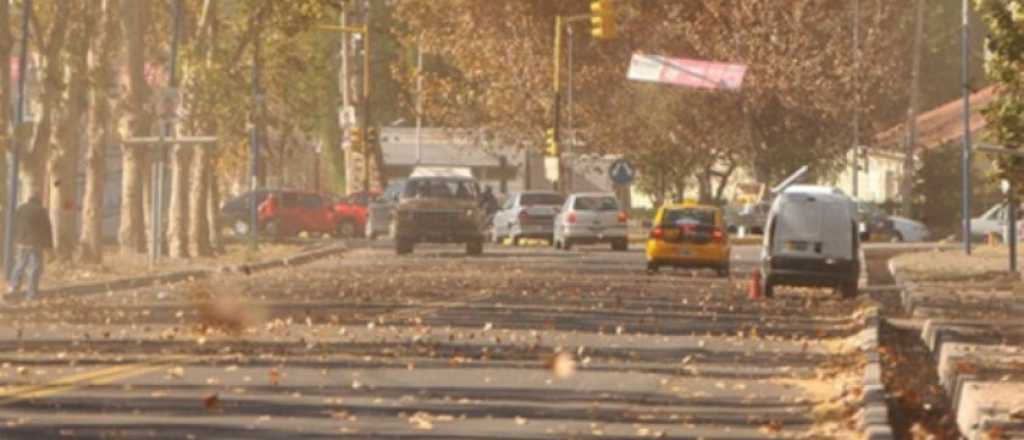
[889,216,930,242]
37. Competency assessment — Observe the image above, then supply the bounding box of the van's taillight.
[649,227,664,240]
[567,212,577,224]
[617,212,628,223]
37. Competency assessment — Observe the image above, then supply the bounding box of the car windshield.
[663,208,716,226]
[573,196,619,211]
[521,193,564,206]
[403,179,479,200]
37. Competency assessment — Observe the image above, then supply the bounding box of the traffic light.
[545,128,559,157]
[349,127,363,149]
[590,0,617,40]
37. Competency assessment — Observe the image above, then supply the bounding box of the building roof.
[874,86,995,152]
[381,128,503,167]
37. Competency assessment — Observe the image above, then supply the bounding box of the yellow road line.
[0,355,192,406]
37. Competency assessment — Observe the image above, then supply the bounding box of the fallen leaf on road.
[203,393,220,411]
[547,352,577,379]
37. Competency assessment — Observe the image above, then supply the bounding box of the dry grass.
[890,245,1017,284]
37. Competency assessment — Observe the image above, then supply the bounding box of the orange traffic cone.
[749,268,763,300]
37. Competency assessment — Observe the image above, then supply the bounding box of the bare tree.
[118,0,151,255]
[79,0,123,263]
[49,3,92,261]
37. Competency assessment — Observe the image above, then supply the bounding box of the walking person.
[5,195,52,302]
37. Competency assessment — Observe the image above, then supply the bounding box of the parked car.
[331,190,379,238]
[855,201,897,242]
[971,202,1013,241]
[888,215,931,242]
[734,201,769,235]
[258,191,343,237]
[221,189,274,235]
[553,193,629,251]
[365,180,406,240]
[645,202,730,276]
[761,185,860,299]
[490,191,564,245]
[392,168,486,255]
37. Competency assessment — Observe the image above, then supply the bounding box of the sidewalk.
[8,239,350,299]
[889,246,1024,440]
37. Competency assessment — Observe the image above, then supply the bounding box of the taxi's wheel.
[611,239,628,251]
[562,238,573,251]
[646,262,660,273]
[511,235,521,246]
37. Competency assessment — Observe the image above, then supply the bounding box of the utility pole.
[566,23,574,193]
[339,3,350,194]
[360,0,373,193]
[962,0,973,255]
[415,35,423,165]
[249,7,264,252]
[3,0,31,278]
[903,0,925,217]
[851,0,860,199]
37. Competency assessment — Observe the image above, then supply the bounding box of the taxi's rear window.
[662,208,716,226]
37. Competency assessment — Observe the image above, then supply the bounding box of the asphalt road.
[0,242,867,439]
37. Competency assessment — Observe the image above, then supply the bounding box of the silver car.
[553,193,629,251]
[490,191,564,245]
[365,180,405,240]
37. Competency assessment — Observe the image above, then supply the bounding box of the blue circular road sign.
[608,159,636,185]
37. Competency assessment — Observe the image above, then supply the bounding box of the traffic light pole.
[551,16,564,192]
[551,14,591,194]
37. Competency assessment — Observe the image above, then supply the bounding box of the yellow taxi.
[645,202,731,276]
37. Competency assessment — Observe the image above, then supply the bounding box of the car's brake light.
[649,227,664,239]
[617,211,628,223]
[711,227,725,242]
[567,212,577,224]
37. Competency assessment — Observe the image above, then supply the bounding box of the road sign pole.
[4,0,31,279]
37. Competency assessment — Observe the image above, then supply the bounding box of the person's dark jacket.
[13,198,52,249]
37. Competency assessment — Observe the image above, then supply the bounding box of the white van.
[761,186,860,298]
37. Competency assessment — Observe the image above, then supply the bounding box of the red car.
[258,190,378,238]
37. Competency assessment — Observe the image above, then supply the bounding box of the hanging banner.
[627,53,747,91]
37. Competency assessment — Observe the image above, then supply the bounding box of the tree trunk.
[167,145,191,259]
[188,147,211,257]
[207,173,223,253]
[79,0,122,264]
[50,7,91,261]
[0,0,12,251]
[119,0,150,255]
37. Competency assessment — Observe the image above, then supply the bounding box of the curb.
[39,242,349,298]
[857,305,894,440]
[888,258,1024,440]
